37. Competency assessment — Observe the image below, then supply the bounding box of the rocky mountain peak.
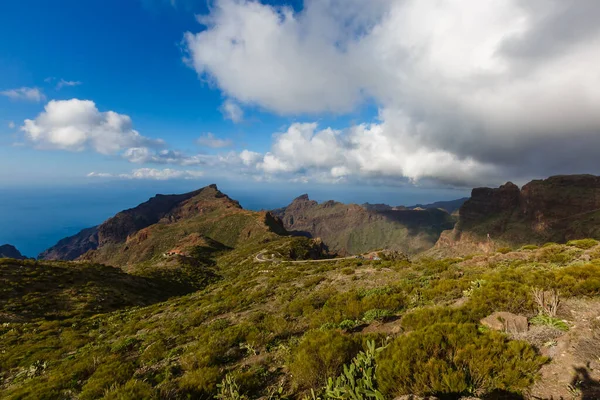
[0,244,26,260]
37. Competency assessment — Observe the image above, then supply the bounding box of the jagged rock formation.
[434,175,600,254]
[40,185,287,266]
[0,244,26,260]
[273,195,456,255]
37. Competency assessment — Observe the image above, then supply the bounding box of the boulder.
[481,311,528,333]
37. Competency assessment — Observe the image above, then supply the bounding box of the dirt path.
[528,298,600,400]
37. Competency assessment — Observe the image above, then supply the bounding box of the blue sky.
[1,0,599,198]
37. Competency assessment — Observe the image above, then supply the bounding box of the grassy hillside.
[0,259,178,322]
[2,237,600,399]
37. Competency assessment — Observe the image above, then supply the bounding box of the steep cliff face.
[273,195,456,255]
[435,175,600,254]
[40,185,286,264]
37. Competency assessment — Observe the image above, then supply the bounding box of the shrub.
[103,379,158,400]
[537,245,582,264]
[566,238,599,250]
[323,340,385,399]
[530,315,569,332]
[401,307,473,331]
[376,323,546,397]
[289,330,361,390]
[338,319,358,331]
[467,281,534,318]
[215,374,248,400]
[497,247,512,254]
[80,359,135,400]
[362,309,394,323]
[178,366,222,396]
[520,245,539,251]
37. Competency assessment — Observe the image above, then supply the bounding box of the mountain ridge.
[433,174,600,255]
[0,244,26,260]
[272,194,456,255]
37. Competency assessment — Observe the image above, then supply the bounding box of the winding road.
[254,250,360,264]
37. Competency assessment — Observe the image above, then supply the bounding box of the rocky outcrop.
[434,175,600,254]
[0,244,26,260]
[273,195,456,255]
[481,312,528,334]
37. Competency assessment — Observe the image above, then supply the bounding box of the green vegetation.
[2,239,600,398]
[530,315,569,331]
[289,330,361,390]
[567,238,599,249]
[376,323,546,397]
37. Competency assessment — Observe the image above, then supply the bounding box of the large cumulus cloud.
[21,99,164,154]
[184,0,600,186]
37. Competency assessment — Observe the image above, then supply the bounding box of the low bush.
[401,307,473,331]
[520,245,539,251]
[178,366,222,396]
[566,238,599,250]
[376,323,546,397]
[529,315,569,332]
[103,379,158,400]
[362,309,394,323]
[288,330,361,390]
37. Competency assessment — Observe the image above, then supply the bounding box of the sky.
[2,0,600,197]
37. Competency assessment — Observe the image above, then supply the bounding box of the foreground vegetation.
[2,238,600,399]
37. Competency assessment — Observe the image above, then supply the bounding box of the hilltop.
[0,245,26,260]
[40,185,287,266]
[272,194,456,255]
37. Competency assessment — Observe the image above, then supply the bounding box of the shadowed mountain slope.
[434,175,600,255]
[0,245,26,260]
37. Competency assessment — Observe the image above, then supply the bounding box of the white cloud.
[196,132,233,148]
[239,121,499,186]
[123,146,212,165]
[220,99,244,123]
[1,87,45,102]
[239,149,261,166]
[88,168,204,180]
[56,79,82,90]
[87,172,113,178]
[8,121,15,129]
[184,0,600,185]
[21,99,164,154]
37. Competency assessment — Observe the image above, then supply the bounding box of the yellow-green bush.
[178,366,221,397]
[566,238,599,250]
[103,379,158,400]
[401,307,472,331]
[376,323,546,397]
[80,359,136,400]
[288,330,361,390]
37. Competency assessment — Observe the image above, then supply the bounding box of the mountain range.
[21,174,600,262]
